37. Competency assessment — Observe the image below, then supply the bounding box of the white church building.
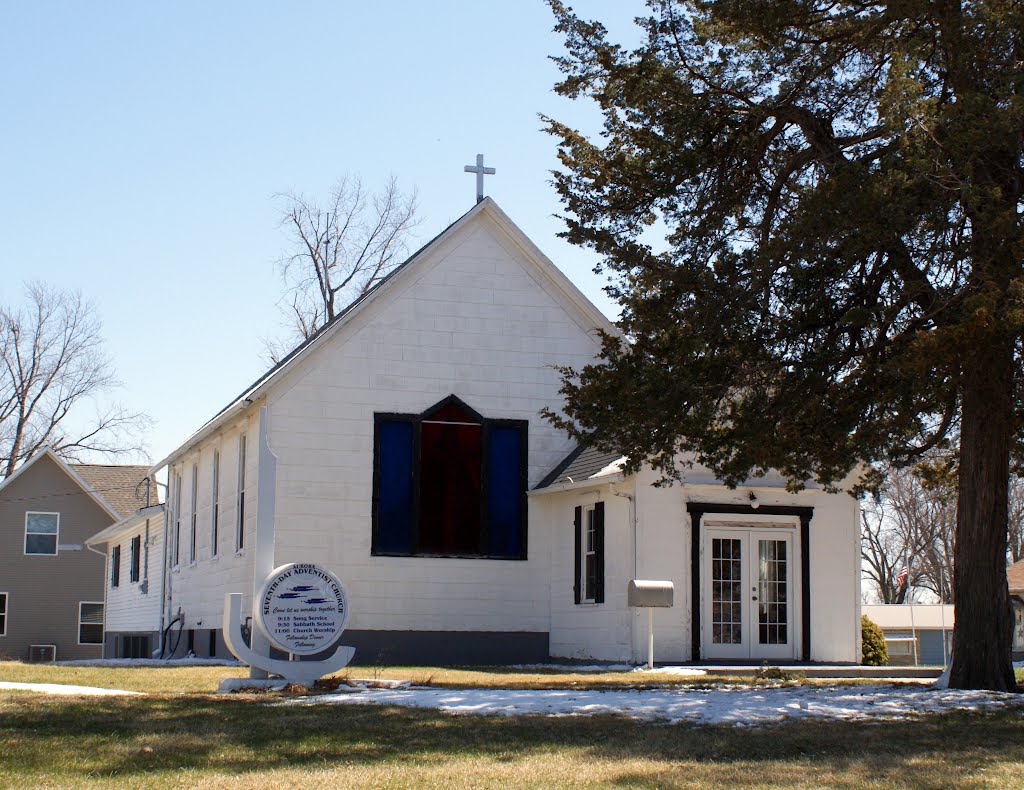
[93,197,861,665]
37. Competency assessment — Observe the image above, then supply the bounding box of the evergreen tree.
[545,0,1023,690]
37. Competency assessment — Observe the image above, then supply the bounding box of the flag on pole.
[895,565,909,589]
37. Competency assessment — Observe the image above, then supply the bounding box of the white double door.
[702,527,797,661]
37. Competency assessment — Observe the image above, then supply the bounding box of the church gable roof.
[151,198,616,473]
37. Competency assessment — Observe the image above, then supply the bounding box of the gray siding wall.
[918,630,950,667]
[0,455,112,660]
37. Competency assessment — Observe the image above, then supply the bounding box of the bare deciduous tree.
[1008,477,1024,563]
[268,176,419,361]
[863,460,1024,603]
[0,283,150,478]
[861,463,956,604]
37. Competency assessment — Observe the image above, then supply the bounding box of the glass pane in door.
[711,538,743,644]
[757,539,788,645]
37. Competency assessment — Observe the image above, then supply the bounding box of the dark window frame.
[110,545,121,588]
[371,395,529,560]
[129,535,141,583]
[0,592,7,636]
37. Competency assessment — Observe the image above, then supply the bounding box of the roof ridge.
[197,201,482,432]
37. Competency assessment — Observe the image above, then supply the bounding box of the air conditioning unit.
[28,644,57,663]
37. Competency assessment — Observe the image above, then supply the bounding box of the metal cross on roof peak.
[464,153,496,204]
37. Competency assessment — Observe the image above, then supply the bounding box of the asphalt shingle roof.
[70,464,156,518]
[534,446,626,490]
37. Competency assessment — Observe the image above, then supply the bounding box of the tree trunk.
[949,337,1017,691]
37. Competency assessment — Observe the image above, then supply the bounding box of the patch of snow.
[591,457,626,479]
[0,681,142,696]
[57,657,243,667]
[219,678,292,693]
[350,678,412,689]
[284,684,1022,726]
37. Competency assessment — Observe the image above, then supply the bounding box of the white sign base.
[222,593,355,684]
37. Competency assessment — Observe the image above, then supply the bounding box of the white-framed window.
[78,601,103,645]
[0,593,7,637]
[573,502,605,604]
[110,545,121,588]
[173,472,182,566]
[25,512,59,555]
[236,433,247,552]
[190,463,198,564]
[211,448,220,557]
[129,535,141,583]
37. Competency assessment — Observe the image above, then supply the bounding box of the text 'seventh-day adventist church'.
[92,196,862,665]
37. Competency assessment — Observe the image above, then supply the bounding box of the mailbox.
[628,579,674,608]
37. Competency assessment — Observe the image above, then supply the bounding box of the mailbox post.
[627,580,674,670]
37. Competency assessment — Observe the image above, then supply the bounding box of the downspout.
[85,542,108,658]
[612,483,637,661]
[853,496,862,663]
[158,470,174,658]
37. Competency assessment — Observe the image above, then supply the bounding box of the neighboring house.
[0,449,151,661]
[1008,560,1024,661]
[861,604,954,666]
[128,198,861,665]
[85,504,166,659]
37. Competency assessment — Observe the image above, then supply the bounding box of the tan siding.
[0,454,112,660]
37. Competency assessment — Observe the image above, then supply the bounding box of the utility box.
[628,580,674,608]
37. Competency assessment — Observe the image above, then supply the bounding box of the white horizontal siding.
[101,513,165,633]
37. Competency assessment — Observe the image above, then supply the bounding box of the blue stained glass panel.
[486,425,523,557]
[376,420,414,553]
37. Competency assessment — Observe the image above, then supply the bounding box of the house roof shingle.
[70,464,156,518]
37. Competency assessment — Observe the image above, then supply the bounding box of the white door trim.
[701,525,799,661]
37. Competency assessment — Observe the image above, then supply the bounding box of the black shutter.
[573,506,582,604]
[593,501,605,604]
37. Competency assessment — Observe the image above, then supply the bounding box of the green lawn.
[1,692,1023,788]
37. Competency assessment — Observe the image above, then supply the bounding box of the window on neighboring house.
[110,545,121,588]
[190,463,198,563]
[211,449,220,557]
[372,396,528,559]
[0,593,7,637]
[129,535,141,583]
[78,602,103,645]
[173,473,182,566]
[574,502,604,604]
[25,512,59,555]
[236,434,247,551]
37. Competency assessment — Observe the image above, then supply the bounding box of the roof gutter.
[86,503,165,547]
[528,471,626,496]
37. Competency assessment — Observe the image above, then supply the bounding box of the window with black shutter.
[574,501,604,604]
[110,545,121,588]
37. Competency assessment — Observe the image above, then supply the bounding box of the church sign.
[256,563,349,655]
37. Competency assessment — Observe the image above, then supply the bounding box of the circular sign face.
[256,563,349,656]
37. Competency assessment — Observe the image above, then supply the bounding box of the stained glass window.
[373,396,526,559]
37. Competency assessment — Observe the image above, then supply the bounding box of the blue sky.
[0,1,643,464]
